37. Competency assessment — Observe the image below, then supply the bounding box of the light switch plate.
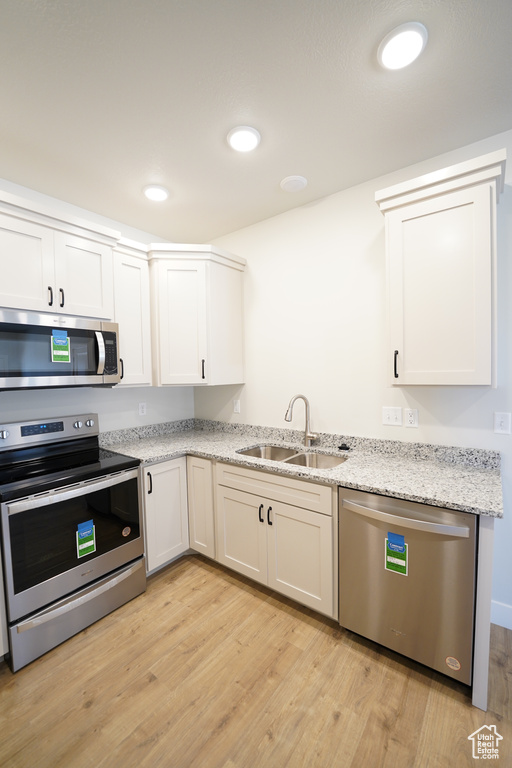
[382,406,402,426]
[493,412,511,434]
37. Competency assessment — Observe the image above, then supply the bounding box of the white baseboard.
[491,600,512,630]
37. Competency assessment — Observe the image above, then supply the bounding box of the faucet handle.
[305,431,318,446]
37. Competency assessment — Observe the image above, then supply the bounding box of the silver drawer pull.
[7,469,139,515]
[16,561,143,633]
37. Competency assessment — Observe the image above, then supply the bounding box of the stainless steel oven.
[0,414,145,671]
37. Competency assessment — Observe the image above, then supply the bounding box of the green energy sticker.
[77,520,96,558]
[51,329,70,363]
[385,532,408,575]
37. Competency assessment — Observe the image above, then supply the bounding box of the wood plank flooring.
[0,555,511,767]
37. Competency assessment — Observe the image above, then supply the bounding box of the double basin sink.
[236,444,347,469]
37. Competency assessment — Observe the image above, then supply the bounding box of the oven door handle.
[5,468,140,515]
[95,331,106,375]
[15,559,144,633]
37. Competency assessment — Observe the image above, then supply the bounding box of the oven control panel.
[21,421,64,437]
[0,414,99,450]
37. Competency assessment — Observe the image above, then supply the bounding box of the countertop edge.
[105,431,503,519]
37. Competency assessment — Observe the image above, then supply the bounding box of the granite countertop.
[100,420,503,518]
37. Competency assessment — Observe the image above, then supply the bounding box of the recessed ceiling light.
[227,126,261,152]
[280,175,308,192]
[378,22,428,70]
[143,185,169,202]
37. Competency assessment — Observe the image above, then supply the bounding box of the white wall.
[0,385,194,433]
[201,128,512,628]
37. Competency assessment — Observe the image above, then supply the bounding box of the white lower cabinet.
[215,463,335,618]
[216,486,267,584]
[187,455,215,559]
[142,458,189,573]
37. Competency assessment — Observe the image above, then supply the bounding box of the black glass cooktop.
[0,437,140,502]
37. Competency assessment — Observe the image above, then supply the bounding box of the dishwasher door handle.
[341,499,470,538]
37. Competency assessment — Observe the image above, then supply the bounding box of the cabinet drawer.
[215,462,332,516]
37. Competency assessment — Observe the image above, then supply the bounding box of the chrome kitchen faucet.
[284,394,318,447]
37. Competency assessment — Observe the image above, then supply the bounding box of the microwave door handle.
[95,331,106,374]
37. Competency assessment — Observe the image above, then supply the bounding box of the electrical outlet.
[138,402,146,416]
[493,412,511,434]
[382,406,402,426]
[233,399,241,414]
[404,408,419,428]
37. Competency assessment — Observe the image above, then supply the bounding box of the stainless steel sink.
[284,452,348,469]
[236,445,299,461]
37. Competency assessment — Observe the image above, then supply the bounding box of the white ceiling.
[0,0,511,243]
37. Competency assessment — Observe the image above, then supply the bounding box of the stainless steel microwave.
[0,309,121,390]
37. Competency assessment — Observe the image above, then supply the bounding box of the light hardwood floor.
[0,555,511,767]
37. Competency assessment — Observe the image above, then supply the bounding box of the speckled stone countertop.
[100,419,503,518]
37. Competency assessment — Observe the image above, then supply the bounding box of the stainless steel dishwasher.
[338,487,477,685]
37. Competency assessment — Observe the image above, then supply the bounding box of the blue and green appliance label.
[76,520,96,558]
[51,329,71,363]
[385,531,408,576]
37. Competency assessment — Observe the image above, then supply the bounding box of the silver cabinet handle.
[95,331,105,374]
[341,499,470,538]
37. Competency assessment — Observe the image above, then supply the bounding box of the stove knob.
[85,419,95,428]
[0,430,9,439]
[73,421,83,429]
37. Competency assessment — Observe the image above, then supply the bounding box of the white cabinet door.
[215,472,334,617]
[387,184,492,385]
[187,456,215,558]
[149,247,245,387]
[0,213,55,311]
[267,501,333,615]
[113,250,152,386]
[143,458,189,573]
[215,485,267,586]
[152,259,208,385]
[207,261,244,385]
[54,232,114,319]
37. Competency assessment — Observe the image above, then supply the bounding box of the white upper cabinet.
[0,214,55,311]
[113,240,152,386]
[149,245,245,386]
[376,150,506,386]
[0,191,118,319]
[53,232,114,319]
